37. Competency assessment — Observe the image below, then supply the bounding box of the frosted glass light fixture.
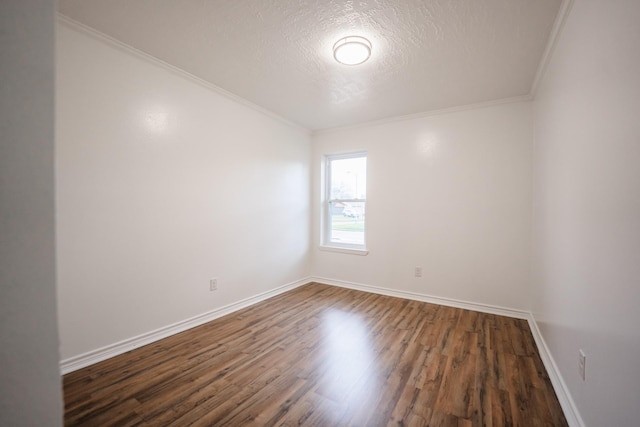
[333,36,372,66]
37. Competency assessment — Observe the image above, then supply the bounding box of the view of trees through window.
[327,153,367,247]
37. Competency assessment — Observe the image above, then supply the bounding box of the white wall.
[312,102,533,310]
[532,0,640,425]
[0,1,63,424]
[55,4,640,423]
[56,23,311,360]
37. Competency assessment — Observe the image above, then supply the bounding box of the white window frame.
[321,151,368,255]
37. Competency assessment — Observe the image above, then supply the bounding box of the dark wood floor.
[63,283,567,426]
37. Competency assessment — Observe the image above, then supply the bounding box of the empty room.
[1,0,639,426]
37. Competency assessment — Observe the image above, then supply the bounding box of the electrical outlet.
[578,349,586,381]
[414,267,423,278]
[210,278,218,291]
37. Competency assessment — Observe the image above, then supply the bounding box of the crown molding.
[56,13,310,135]
[57,1,573,138]
[312,94,533,136]
[529,0,575,98]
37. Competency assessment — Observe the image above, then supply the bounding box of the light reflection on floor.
[317,308,381,421]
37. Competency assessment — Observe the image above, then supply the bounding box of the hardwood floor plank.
[63,283,568,426]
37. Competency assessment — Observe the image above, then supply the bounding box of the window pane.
[330,156,367,200]
[330,202,365,245]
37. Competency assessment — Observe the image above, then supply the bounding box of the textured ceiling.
[58,0,562,130]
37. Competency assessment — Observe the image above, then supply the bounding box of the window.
[323,152,367,252]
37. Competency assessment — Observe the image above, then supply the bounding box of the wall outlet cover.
[578,349,586,381]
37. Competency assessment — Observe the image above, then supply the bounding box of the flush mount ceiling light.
[333,36,372,66]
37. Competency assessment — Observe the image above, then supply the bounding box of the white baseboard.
[60,277,311,374]
[312,276,584,425]
[527,315,585,427]
[311,276,530,319]
[60,275,584,427]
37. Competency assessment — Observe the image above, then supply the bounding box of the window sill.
[319,245,369,256]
